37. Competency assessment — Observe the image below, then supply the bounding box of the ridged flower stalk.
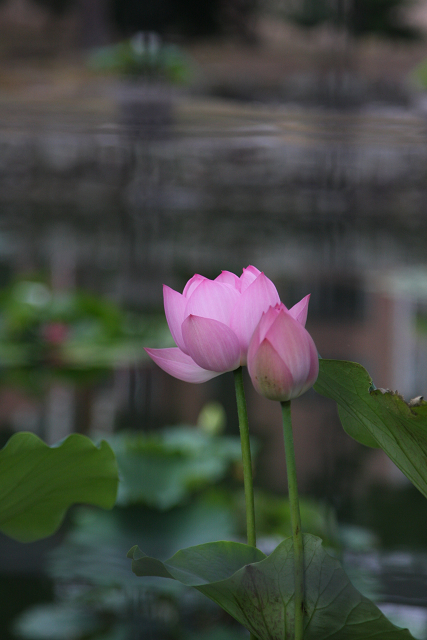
[234,366,257,640]
[282,400,304,640]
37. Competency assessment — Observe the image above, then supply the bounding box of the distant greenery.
[0,277,169,390]
[87,34,193,83]
[110,426,244,509]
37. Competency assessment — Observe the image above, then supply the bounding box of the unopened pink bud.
[247,304,318,402]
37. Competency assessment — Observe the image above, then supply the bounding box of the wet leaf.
[128,534,414,639]
[314,359,427,497]
[0,432,118,542]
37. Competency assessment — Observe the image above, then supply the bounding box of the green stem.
[281,401,304,640]
[233,367,256,548]
[234,367,257,640]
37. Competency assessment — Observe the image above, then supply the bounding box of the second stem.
[281,400,304,640]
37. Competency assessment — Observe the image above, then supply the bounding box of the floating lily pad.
[0,432,118,542]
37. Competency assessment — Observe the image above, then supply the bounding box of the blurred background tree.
[0,0,258,47]
[283,0,420,39]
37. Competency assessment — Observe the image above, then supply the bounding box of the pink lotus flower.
[247,302,318,401]
[145,266,305,383]
[42,322,69,345]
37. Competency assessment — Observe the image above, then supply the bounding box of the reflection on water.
[2,86,427,636]
[345,547,427,639]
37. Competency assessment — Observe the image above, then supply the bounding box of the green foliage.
[0,432,118,542]
[128,534,414,639]
[411,57,427,91]
[87,35,193,84]
[111,427,244,509]
[12,425,249,639]
[122,360,427,639]
[197,401,227,435]
[314,359,427,498]
[244,490,339,548]
[0,280,122,342]
[12,422,343,638]
[0,278,169,389]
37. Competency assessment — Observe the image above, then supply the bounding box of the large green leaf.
[0,432,118,542]
[128,534,414,639]
[314,359,427,496]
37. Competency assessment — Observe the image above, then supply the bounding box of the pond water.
[1,85,427,638]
